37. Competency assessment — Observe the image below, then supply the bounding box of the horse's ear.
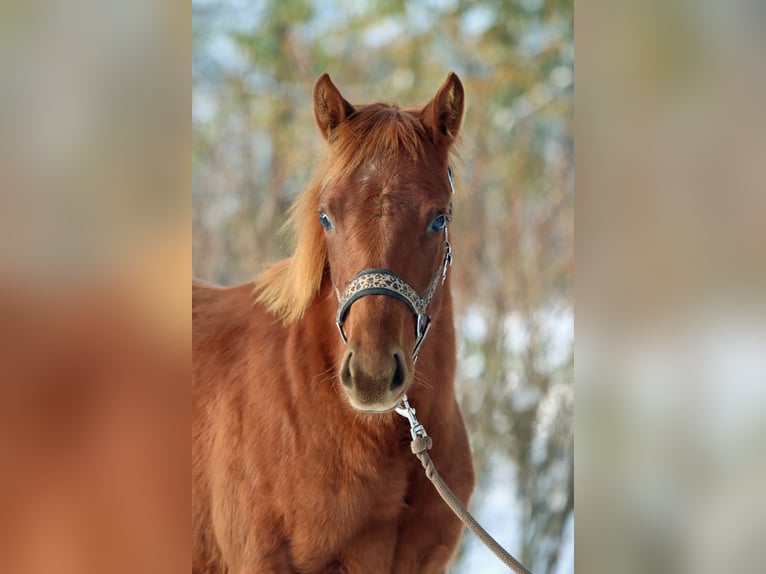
[313,73,355,140]
[421,72,465,146]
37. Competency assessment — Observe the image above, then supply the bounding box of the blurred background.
[0,1,189,573]
[576,0,766,572]
[192,1,574,572]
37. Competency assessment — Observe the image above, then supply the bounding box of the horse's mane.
[254,103,433,324]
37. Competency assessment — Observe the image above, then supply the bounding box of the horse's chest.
[284,446,410,562]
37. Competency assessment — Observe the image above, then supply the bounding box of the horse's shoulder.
[192,280,259,348]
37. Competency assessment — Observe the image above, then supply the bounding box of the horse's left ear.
[421,72,465,146]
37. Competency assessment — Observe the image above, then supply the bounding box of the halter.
[335,167,455,363]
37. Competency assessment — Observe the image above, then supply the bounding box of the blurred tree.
[193,0,572,571]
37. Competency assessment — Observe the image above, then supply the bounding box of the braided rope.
[410,437,533,574]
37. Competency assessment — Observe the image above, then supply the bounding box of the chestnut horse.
[193,73,474,574]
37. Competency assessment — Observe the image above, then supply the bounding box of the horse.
[193,72,475,574]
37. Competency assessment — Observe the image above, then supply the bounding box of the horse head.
[312,72,464,412]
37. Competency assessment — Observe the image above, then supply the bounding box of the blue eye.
[428,214,449,232]
[319,211,334,231]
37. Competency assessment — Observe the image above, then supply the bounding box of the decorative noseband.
[335,168,455,362]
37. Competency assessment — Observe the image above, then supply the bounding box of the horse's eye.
[428,214,449,232]
[319,211,334,231]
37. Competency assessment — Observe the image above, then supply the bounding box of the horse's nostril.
[341,352,353,388]
[390,352,405,391]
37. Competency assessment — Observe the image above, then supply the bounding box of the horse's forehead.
[350,156,441,192]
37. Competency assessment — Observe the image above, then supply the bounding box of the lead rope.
[395,397,533,574]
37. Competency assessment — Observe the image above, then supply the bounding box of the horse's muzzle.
[339,347,408,412]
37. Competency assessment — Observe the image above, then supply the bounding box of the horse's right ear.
[313,73,355,140]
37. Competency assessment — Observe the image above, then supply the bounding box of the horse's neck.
[285,281,344,398]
